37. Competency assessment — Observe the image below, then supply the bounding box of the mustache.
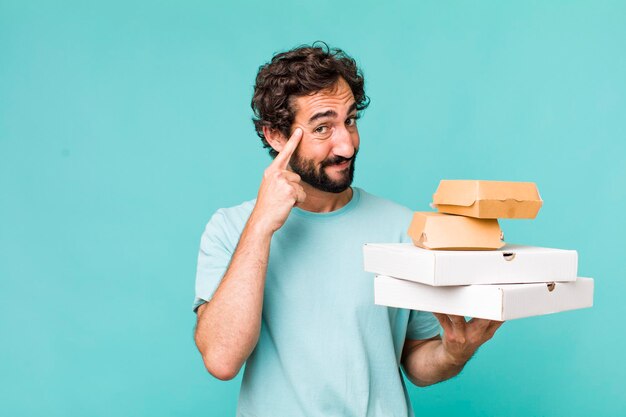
[321,152,358,168]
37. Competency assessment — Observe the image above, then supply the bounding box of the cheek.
[299,141,331,163]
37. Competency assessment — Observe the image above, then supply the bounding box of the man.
[193,43,502,416]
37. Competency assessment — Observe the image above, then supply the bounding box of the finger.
[477,321,504,343]
[432,312,453,334]
[468,317,491,332]
[486,320,504,336]
[282,170,301,183]
[295,186,307,204]
[447,315,467,328]
[271,128,303,169]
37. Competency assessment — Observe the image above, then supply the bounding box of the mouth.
[328,159,352,170]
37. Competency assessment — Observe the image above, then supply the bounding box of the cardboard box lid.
[407,212,504,250]
[363,243,578,286]
[432,180,543,219]
[374,275,594,321]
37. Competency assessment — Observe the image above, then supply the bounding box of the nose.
[332,125,356,159]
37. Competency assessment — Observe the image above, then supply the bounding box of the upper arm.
[194,302,209,341]
[195,302,208,321]
[401,335,441,365]
[403,310,442,367]
[193,210,237,312]
[406,310,442,340]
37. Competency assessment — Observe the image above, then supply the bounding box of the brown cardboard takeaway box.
[408,212,505,250]
[363,243,578,286]
[374,275,594,321]
[432,180,543,219]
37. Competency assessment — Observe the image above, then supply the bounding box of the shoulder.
[353,188,414,242]
[211,198,256,227]
[355,188,413,218]
[201,198,256,248]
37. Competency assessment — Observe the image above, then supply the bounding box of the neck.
[296,184,354,213]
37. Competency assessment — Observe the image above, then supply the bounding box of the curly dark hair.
[251,42,370,158]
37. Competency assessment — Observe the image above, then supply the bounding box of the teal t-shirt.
[194,187,441,417]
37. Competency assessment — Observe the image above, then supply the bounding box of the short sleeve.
[192,210,235,312]
[406,310,441,340]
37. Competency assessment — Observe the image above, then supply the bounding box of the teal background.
[1,0,625,416]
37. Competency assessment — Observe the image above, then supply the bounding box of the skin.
[402,314,503,386]
[194,76,504,384]
[270,77,361,213]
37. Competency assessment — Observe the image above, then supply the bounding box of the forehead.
[292,78,355,120]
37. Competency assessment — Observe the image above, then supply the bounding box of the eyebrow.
[307,102,358,125]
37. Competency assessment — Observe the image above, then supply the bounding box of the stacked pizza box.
[363,180,594,321]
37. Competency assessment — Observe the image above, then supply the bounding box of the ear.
[263,126,288,153]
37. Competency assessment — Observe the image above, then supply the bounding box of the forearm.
[402,338,466,387]
[194,215,272,380]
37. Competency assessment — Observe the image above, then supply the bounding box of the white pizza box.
[363,243,577,286]
[374,275,594,321]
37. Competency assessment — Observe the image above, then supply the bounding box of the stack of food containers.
[363,180,594,321]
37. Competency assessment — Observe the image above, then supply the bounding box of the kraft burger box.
[363,243,578,286]
[408,211,505,250]
[432,180,543,219]
[374,275,594,321]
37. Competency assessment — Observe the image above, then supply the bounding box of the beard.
[290,148,358,193]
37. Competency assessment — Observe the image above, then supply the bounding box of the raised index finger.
[271,128,303,169]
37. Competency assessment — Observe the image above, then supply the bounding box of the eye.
[346,116,358,127]
[314,125,328,134]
